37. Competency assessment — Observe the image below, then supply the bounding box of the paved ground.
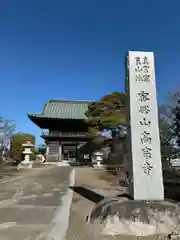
[0,164,74,240]
[65,167,122,240]
[0,165,170,240]
[65,167,166,240]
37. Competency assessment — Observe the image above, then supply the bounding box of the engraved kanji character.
[142,161,153,175]
[142,74,151,82]
[140,131,152,144]
[142,147,152,160]
[142,56,150,73]
[139,118,151,127]
[138,91,150,102]
[136,74,150,82]
[135,57,141,66]
[136,74,142,82]
[142,56,149,65]
[139,105,150,114]
[135,57,142,72]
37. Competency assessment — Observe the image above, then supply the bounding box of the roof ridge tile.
[48,99,92,104]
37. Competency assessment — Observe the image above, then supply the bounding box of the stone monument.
[125,51,164,200]
[87,52,180,238]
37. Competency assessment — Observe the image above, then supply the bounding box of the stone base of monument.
[18,160,33,169]
[87,197,180,238]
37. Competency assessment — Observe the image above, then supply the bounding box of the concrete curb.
[46,168,75,240]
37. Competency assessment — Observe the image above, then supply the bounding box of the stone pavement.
[65,167,121,240]
[65,167,166,240]
[0,164,74,240]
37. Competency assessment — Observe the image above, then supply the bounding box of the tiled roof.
[28,99,92,120]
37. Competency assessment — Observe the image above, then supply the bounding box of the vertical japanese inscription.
[127,51,164,200]
[135,55,153,176]
[135,56,151,83]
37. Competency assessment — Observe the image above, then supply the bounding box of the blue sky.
[0,0,179,145]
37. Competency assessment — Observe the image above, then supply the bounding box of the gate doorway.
[62,144,77,163]
[63,151,76,162]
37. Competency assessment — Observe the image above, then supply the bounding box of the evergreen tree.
[85,92,126,137]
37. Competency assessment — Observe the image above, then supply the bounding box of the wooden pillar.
[76,143,78,162]
[46,142,49,157]
[59,142,62,161]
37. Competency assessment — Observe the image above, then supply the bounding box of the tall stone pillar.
[125,51,164,200]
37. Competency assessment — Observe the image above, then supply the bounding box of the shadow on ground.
[163,169,180,202]
[69,186,104,203]
[164,183,180,202]
[70,184,180,203]
[69,186,133,203]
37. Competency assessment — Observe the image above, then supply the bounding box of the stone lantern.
[92,151,104,168]
[19,141,34,169]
